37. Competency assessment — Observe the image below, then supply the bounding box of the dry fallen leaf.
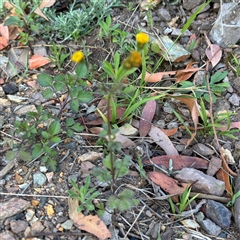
[204,32,222,68]
[34,0,56,20]
[28,54,50,69]
[139,100,156,137]
[148,126,179,155]
[141,71,176,83]
[0,23,9,41]
[145,155,209,170]
[77,152,103,163]
[175,62,202,83]
[147,171,189,195]
[68,197,111,239]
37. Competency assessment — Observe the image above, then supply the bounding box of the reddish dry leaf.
[141,71,176,83]
[216,168,232,198]
[147,171,189,195]
[217,121,240,131]
[172,95,199,147]
[0,23,9,41]
[4,2,16,14]
[139,100,156,137]
[28,55,50,69]
[0,36,9,50]
[145,155,209,170]
[175,62,202,83]
[69,197,111,239]
[148,126,179,155]
[204,33,222,68]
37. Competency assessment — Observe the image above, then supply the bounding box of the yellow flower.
[136,32,149,45]
[123,51,142,69]
[71,51,84,63]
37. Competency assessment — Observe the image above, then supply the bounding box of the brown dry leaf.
[0,36,9,50]
[216,166,232,197]
[141,71,176,83]
[204,33,222,68]
[15,172,23,184]
[77,152,103,163]
[139,100,156,137]
[34,0,56,20]
[68,197,111,239]
[172,95,199,147]
[217,121,240,131]
[148,126,179,155]
[0,23,9,41]
[4,1,16,14]
[28,54,50,69]
[160,128,178,136]
[175,62,202,83]
[146,155,209,171]
[147,171,189,195]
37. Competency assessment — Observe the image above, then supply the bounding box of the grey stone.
[192,143,215,156]
[119,123,138,136]
[223,76,233,93]
[68,173,79,183]
[61,220,73,230]
[100,208,113,226]
[205,200,232,228]
[10,220,28,234]
[158,8,171,22]
[14,105,37,115]
[0,230,16,240]
[199,219,221,236]
[209,3,240,47]
[183,0,205,10]
[207,157,222,176]
[0,98,11,106]
[167,122,178,129]
[171,29,192,37]
[232,77,240,92]
[33,172,47,186]
[195,212,205,222]
[234,174,240,231]
[175,168,225,196]
[228,93,240,106]
[194,71,205,85]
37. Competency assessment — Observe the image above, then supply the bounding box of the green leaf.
[76,62,88,79]
[19,150,32,161]
[210,71,228,84]
[32,143,44,159]
[48,121,61,136]
[46,158,57,171]
[38,74,53,87]
[102,61,115,79]
[50,136,62,143]
[66,129,74,137]
[43,88,53,99]
[78,91,93,103]
[107,195,119,209]
[70,123,84,132]
[70,99,79,112]
[54,81,65,92]
[119,189,134,199]
[114,51,120,70]
[66,118,75,127]
[5,151,16,161]
[42,131,50,139]
[118,199,132,211]
[92,167,111,182]
[103,155,112,170]
[4,16,21,26]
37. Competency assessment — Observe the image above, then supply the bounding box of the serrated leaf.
[50,136,61,143]
[76,62,88,79]
[67,129,74,137]
[38,73,53,87]
[43,88,53,99]
[42,131,50,139]
[32,143,44,158]
[103,155,112,170]
[48,121,60,136]
[119,189,134,199]
[66,118,75,127]
[19,150,32,161]
[5,151,16,161]
[78,91,93,103]
[70,99,79,112]
[54,81,65,91]
[70,123,84,132]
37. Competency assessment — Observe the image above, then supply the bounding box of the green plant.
[98,15,120,39]
[169,186,199,215]
[229,54,240,77]
[194,71,229,103]
[48,43,70,70]
[41,0,123,41]
[37,57,93,118]
[227,190,240,207]
[199,98,239,139]
[68,175,100,213]
[4,0,41,52]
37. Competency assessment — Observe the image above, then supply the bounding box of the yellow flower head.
[123,51,142,69]
[136,32,149,45]
[71,51,84,63]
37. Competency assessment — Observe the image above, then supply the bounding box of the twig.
[0,192,68,198]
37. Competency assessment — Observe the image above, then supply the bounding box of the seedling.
[98,15,120,39]
[227,190,240,207]
[68,175,100,213]
[229,54,240,77]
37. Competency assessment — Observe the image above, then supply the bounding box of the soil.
[0,0,240,239]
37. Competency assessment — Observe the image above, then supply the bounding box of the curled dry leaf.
[204,32,222,68]
[28,55,50,70]
[148,126,179,155]
[68,197,111,240]
[145,155,209,170]
[34,0,56,20]
[147,171,189,195]
[172,95,200,147]
[139,100,156,137]
[175,62,202,83]
[141,71,176,83]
